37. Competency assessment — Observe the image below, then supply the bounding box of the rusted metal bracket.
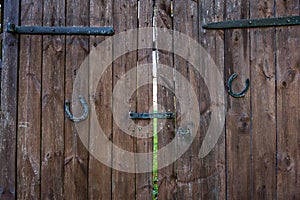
[203,15,300,29]
[129,112,175,119]
[7,23,114,35]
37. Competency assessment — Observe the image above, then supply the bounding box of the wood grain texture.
[0,0,19,199]
[112,1,138,199]
[154,0,176,199]
[41,0,65,199]
[276,0,300,198]
[250,0,276,199]
[173,0,200,199]
[88,0,113,199]
[225,0,251,199]
[3,0,300,199]
[17,0,42,199]
[64,0,89,199]
[198,0,226,199]
[136,0,153,199]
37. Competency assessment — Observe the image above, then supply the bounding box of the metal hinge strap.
[203,15,300,29]
[7,23,114,35]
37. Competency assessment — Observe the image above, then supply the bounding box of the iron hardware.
[203,15,300,29]
[129,112,175,119]
[227,73,250,98]
[7,23,114,35]
[65,96,89,122]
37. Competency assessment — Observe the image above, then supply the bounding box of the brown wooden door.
[0,0,299,200]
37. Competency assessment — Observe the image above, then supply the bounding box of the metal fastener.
[7,23,115,35]
[203,15,300,29]
[129,112,175,119]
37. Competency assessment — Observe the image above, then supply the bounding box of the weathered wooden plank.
[173,0,199,199]
[154,0,176,199]
[225,0,251,199]
[276,0,300,198]
[136,0,153,199]
[88,0,113,199]
[196,0,226,199]
[17,0,42,199]
[64,0,89,199]
[41,0,65,199]
[249,0,277,199]
[0,0,19,199]
[112,1,138,199]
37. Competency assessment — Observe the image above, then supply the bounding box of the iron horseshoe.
[227,73,250,98]
[64,95,89,122]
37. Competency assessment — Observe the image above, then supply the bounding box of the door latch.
[129,112,175,119]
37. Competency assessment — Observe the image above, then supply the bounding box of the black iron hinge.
[203,15,300,29]
[7,23,114,35]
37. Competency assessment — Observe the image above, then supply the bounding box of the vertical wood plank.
[276,0,300,198]
[0,0,19,199]
[88,0,113,199]
[250,0,277,199]
[225,0,251,199]
[41,0,65,199]
[136,0,153,199]
[64,0,89,199]
[173,0,200,199]
[112,1,138,199]
[197,0,226,198]
[154,0,176,199]
[17,0,42,199]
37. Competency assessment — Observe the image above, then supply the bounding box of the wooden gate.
[0,0,299,199]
